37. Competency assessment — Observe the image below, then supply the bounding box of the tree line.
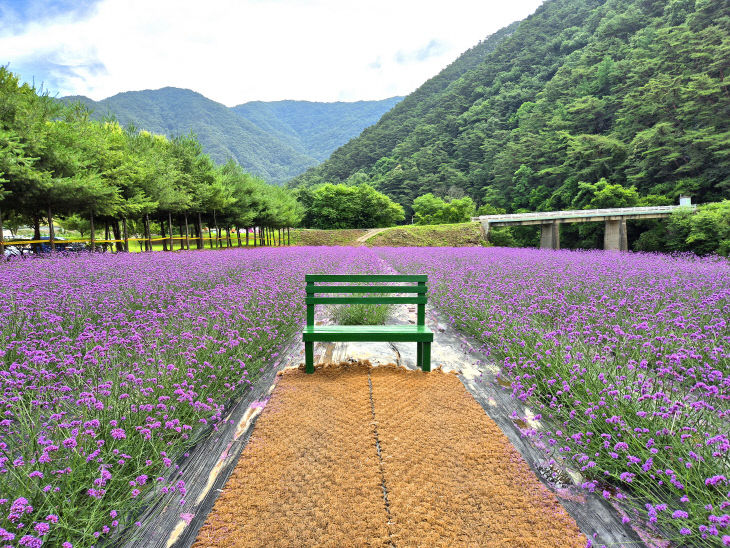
[292,176,729,256]
[0,66,302,254]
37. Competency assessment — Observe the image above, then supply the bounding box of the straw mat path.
[193,362,586,547]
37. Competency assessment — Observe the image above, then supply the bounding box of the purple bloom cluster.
[377,247,730,545]
[0,248,353,546]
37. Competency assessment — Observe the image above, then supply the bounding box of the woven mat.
[194,362,585,547]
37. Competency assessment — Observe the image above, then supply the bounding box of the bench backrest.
[305,274,427,327]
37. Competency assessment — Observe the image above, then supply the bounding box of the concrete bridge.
[473,201,696,251]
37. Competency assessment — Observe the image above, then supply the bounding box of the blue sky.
[1,0,100,31]
[1,0,545,105]
[1,0,105,93]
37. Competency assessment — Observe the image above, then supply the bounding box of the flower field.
[377,247,730,546]
[1,246,728,546]
[0,248,355,547]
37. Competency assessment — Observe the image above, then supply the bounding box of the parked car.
[36,237,87,253]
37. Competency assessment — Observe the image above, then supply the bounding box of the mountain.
[232,98,403,162]
[289,21,519,189]
[290,0,730,215]
[62,88,402,183]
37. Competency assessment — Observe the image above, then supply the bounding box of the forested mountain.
[290,0,730,219]
[289,21,519,191]
[62,89,402,183]
[231,97,403,161]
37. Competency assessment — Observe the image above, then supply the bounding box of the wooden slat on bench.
[305,274,427,282]
[306,296,427,305]
[306,286,427,294]
[305,325,432,333]
[303,324,433,342]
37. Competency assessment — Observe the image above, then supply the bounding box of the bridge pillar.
[604,219,628,251]
[479,221,490,242]
[539,221,560,250]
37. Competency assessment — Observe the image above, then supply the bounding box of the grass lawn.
[289,228,368,246]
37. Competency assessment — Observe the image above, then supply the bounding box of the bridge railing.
[472,204,696,224]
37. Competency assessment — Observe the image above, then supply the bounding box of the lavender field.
[0,249,354,546]
[0,247,728,547]
[378,247,730,546]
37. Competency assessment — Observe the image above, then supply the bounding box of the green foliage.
[487,227,519,247]
[442,197,476,224]
[412,193,475,225]
[57,214,90,237]
[476,203,506,216]
[667,200,730,256]
[331,302,392,325]
[290,0,730,250]
[63,89,402,183]
[0,67,303,242]
[297,183,404,229]
[570,178,639,210]
[633,200,730,255]
[412,194,446,224]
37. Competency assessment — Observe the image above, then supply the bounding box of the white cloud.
[0,0,545,105]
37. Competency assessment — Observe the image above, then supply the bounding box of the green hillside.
[289,21,519,190]
[290,0,730,217]
[364,222,486,247]
[232,97,403,161]
[62,89,402,183]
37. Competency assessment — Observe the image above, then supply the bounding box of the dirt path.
[193,362,585,547]
[356,227,390,243]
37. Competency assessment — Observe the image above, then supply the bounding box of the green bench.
[303,274,434,374]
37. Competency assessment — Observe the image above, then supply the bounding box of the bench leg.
[422,341,431,372]
[305,342,314,374]
[416,342,423,369]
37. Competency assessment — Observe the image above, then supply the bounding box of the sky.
[0,0,545,106]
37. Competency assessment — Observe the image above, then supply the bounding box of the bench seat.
[303,324,434,343]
